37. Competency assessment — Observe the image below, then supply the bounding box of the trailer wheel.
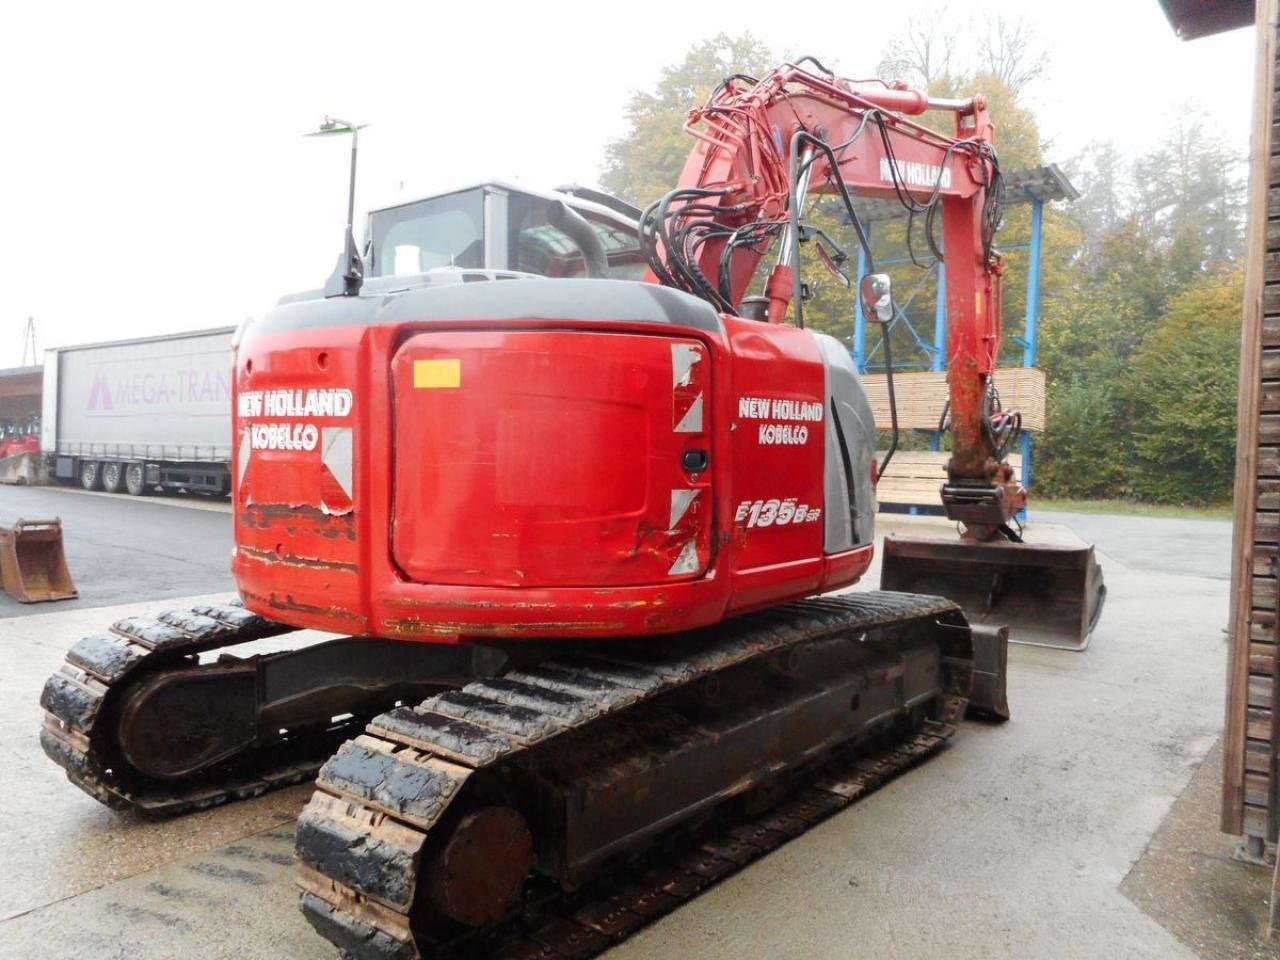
[79,460,102,491]
[101,461,124,493]
[125,463,151,496]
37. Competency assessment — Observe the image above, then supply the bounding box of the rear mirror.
[859,273,894,324]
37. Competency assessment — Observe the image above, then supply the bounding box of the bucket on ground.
[0,518,78,603]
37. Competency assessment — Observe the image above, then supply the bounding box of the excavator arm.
[645,61,1104,649]
[638,60,1019,530]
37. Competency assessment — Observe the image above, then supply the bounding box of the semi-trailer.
[40,327,234,495]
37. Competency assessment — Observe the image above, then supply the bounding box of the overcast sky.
[1,0,1254,367]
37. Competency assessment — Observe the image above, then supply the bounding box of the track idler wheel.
[423,805,532,927]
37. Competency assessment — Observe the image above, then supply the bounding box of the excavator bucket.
[0,518,78,603]
[881,535,1106,651]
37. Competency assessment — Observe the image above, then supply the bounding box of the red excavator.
[41,60,1102,958]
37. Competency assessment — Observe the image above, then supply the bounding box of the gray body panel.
[814,333,878,552]
[243,275,722,343]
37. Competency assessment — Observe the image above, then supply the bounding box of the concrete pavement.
[0,488,1249,959]
[0,484,233,617]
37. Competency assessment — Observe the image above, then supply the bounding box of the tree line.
[600,23,1244,506]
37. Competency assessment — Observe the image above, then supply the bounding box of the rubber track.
[37,599,349,816]
[297,591,971,960]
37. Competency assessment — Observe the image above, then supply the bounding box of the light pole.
[308,117,368,298]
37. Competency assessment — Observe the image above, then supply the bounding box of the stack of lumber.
[861,367,1046,432]
[874,450,1023,508]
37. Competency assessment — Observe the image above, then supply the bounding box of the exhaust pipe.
[881,535,1105,651]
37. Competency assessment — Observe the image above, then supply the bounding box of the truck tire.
[125,463,151,497]
[101,461,124,493]
[80,460,101,491]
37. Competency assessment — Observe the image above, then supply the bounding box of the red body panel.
[390,330,712,588]
[232,315,872,641]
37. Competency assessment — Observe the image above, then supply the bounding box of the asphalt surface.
[0,490,1259,959]
[0,484,233,616]
[1032,507,1234,581]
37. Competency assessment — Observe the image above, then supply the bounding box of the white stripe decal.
[674,394,703,433]
[670,489,699,528]
[321,426,354,498]
[237,429,251,485]
[668,539,700,576]
[671,343,700,386]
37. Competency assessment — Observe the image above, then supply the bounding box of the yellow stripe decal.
[413,358,461,388]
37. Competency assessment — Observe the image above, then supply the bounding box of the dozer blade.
[881,535,1106,651]
[0,518,78,603]
[967,623,1010,720]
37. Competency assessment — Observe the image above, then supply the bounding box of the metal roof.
[367,179,640,231]
[1157,0,1253,39]
[846,163,1079,224]
[0,365,42,380]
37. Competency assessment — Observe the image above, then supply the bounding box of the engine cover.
[231,278,878,640]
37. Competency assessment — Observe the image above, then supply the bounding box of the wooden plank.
[1250,707,1274,740]
[1256,511,1280,542]
[1257,607,1278,642]
[1259,480,1280,509]
[1261,446,1280,476]
[875,451,1023,508]
[860,368,1045,433]
[1265,283,1280,315]
[1247,804,1269,838]
[1251,642,1276,673]
[1229,1,1279,836]
[1250,675,1273,708]
[1250,772,1272,806]
[1262,414,1280,443]
[1267,350,1280,380]
[1257,577,1279,607]
[1255,543,1279,573]
[1248,738,1273,774]
[1264,380,1280,409]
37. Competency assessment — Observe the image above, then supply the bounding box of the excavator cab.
[365,182,646,282]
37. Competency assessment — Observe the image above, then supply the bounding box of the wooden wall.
[1224,0,1280,843]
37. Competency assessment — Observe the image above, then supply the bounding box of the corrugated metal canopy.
[1158,0,1253,39]
[844,163,1079,224]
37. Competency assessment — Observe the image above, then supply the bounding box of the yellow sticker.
[413,358,461,388]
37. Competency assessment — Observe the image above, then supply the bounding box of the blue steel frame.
[854,196,1045,513]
